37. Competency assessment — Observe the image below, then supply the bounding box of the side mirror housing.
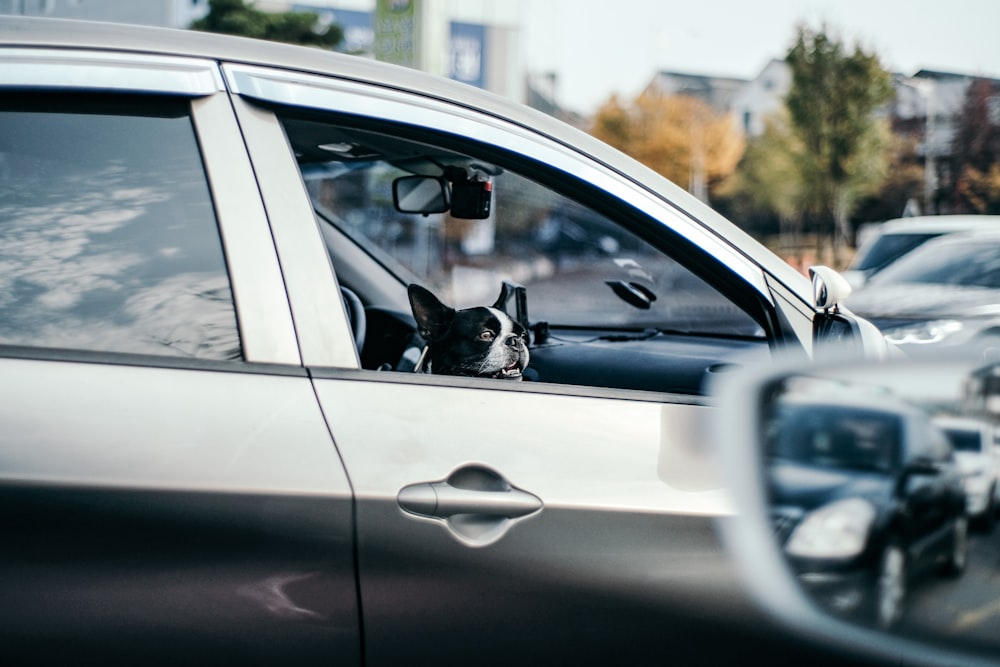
[808,265,890,360]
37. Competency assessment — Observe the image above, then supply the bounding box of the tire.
[942,515,969,577]
[876,542,906,631]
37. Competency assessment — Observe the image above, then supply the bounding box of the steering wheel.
[340,286,367,354]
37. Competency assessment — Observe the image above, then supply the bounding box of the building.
[0,0,209,27]
[257,0,530,105]
[0,0,574,119]
[644,69,749,115]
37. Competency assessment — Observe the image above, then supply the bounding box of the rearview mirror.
[393,175,450,215]
[713,353,1000,667]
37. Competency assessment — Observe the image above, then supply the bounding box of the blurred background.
[5,0,997,271]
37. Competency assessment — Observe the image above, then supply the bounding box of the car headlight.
[786,497,875,559]
[883,319,964,345]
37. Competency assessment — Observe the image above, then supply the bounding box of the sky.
[518,0,1000,113]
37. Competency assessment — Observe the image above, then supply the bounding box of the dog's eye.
[478,330,496,342]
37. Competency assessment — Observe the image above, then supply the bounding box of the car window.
[280,116,763,339]
[0,94,241,360]
[943,428,983,453]
[870,236,1000,289]
[850,232,943,273]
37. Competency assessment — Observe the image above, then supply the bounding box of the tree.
[952,78,1000,213]
[591,91,745,201]
[852,132,924,223]
[785,25,894,264]
[190,0,343,49]
[716,111,808,256]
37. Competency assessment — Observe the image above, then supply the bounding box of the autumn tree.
[591,91,745,201]
[785,25,894,264]
[952,78,1000,213]
[191,0,343,48]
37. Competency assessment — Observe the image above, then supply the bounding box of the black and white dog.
[408,284,529,379]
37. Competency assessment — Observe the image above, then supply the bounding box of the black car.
[765,387,968,630]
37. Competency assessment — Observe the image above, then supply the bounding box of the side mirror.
[809,265,852,311]
[808,265,890,360]
[393,175,450,215]
[712,354,997,667]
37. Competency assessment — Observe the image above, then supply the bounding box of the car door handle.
[396,463,542,547]
[397,465,542,547]
[398,481,541,519]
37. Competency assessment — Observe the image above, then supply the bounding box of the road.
[898,520,1000,655]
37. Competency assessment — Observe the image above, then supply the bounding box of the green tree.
[191,0,343,49]
[785,25,894,264]
[717,111,807,259]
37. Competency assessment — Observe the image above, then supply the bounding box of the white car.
[935,415,997,530]
[843,215,1000,290]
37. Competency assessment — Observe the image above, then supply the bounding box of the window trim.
[192,94,302,365]
[227,95,359,369]
[0,48,225,95]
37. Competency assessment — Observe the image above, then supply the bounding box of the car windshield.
[767,404,902,473]
[943,428,984,452]
[850,232,943,273]
[868,236,1000,289]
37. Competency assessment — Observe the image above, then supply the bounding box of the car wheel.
[876,542,906,631]
[942,515,969,577]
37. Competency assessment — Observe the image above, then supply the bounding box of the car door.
[902,414,964,569]
[0,50,359,665]
[228,64,832,665]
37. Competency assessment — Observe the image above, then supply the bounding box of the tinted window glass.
[0,95,240,360]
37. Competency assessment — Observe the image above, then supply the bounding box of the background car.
[935,415,998,531]
[765,384,968,631]
[0,17,883,667]
[842,215,1000,289]
[846,229,1000,358]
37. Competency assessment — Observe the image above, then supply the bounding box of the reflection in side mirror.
[392,175,450,215]
[714,355,1000,667]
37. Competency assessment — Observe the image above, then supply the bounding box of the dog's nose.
[505,334,522,348]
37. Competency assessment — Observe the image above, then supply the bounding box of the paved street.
[898,521,1000,655]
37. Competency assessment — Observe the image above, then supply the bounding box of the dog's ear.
[408,284,455,342]
[492,283,510,312]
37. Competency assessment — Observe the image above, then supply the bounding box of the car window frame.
[0,49,301,368]
[224,62,780,373]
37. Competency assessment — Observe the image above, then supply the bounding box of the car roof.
[875,215,1000,235]
[913,226,1000,247]
[0,16,810,297]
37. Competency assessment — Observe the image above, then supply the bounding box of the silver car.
[0,17,883,666]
